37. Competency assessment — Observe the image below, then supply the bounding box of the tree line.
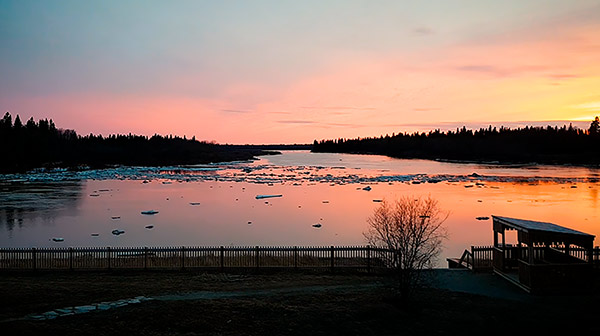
[0,112,274,173]
[313,119,600,165]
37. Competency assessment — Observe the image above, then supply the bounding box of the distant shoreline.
[312,124,600,168]
[311,149,600,169]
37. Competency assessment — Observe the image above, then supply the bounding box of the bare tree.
[365,195,448,298]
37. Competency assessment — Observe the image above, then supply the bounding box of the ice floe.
[2,160,599,188]
[255,194,282,199]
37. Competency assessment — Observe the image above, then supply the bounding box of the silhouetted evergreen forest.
[0,112,277,173]
[313,119,600,165]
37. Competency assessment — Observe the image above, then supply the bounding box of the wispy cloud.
[300,106,376,110]
[267,111,292,115]
[323,122,363,128]
[574,102,600,111]
[548,74,579,80]
[413,26,434,36]
[220,109,253,113]
[454,64,562,78]
[413,107,440,112]
[277,120,316,124]
[455,65,507,77]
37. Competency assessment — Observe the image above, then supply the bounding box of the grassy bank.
[1,271,597,335]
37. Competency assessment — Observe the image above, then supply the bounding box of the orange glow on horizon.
[3,22,599,144]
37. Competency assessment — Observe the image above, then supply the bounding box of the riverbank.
[1,270,597,334]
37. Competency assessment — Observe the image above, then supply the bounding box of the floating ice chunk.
[476,216,490,220]
[56,308,74,314]
[74,305,97,313]
[42,311,59,319]
[111,229,125,235]
[51,237,64,242]
[312,223,322,228]
[96,304,111,311]
[255,194,282,199]
[141,210,159,215]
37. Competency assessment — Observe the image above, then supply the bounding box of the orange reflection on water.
[2,152,600,268]
[3,178,598,268]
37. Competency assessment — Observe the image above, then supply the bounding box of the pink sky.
[1,1,600,143]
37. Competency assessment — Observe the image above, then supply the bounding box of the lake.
[1,151,599,265]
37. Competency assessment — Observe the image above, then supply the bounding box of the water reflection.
[0,181,84,235]
[0,152,599,267]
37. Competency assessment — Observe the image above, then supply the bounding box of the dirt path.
[7,283,383,322]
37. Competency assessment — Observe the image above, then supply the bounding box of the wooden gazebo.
[492,215,595,293]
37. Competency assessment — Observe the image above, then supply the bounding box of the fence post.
[220,246,224,272]
[255,246,260,269]
[367,246,371,273]
[107,247,111,270]
[69,247,73,271]
[32,247,37,271]
[471,246,475,270]
[181,246,186,270]
[330,246,334,271]
[294,246,298,269]
[144,247,148,270]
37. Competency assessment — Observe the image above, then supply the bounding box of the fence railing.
[468,245,600,271]
[0,246,395,272]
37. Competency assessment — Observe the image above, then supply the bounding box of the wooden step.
[447,257,469,269]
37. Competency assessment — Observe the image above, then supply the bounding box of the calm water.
[1,151,599,264]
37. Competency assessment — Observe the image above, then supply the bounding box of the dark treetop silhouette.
[0,112,281,173]
[313,119,600,166]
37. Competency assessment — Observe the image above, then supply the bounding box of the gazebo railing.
[470,245,600,271]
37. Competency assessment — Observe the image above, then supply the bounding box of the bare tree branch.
[364,195,448,298]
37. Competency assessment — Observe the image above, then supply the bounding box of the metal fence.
[0,245,395,272]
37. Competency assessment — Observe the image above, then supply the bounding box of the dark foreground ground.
[0,270,598,335]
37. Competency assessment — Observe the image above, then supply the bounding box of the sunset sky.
[1,0,600,144]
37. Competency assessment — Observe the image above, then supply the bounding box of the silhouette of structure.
[492,215,595,293]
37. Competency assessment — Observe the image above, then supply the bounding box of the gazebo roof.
[492,215,594,238]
